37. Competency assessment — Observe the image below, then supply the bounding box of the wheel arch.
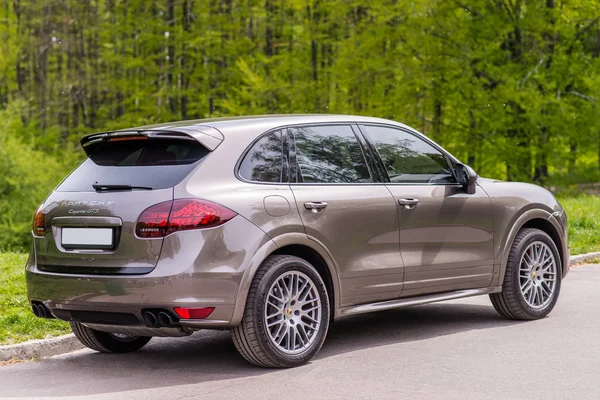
[497,209,568,286]
[230,233,341,326]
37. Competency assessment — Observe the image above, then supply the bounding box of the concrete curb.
[1,252,599,362]
[569,252,600,266]
[0,334,84,362]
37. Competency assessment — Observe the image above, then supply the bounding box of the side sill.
[335,286,502,319]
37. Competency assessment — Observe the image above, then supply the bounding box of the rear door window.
[57,138,209,192]
[238,130,284,183]
[291,125,372,183]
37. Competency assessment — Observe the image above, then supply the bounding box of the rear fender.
[230,233,341,326]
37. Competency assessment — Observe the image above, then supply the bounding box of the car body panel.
[385,183,495,297]
[26,216,270,328]
[290,184,403,307]
[476,178,569,281]
[34,188,173,272]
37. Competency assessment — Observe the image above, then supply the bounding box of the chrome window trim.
[234,120,465,187]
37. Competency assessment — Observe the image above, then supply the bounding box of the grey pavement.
[1,264,599,400]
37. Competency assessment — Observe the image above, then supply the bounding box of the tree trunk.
[166,0,177,115]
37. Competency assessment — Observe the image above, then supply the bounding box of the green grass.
[0,195,598,345]
[558,195,600,255]
[0,253,69,345]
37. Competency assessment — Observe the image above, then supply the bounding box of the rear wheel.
[231,255,330,368]
[70,322,151,353]
[490,228,562,320]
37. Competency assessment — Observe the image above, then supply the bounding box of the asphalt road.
[2,264,600,400]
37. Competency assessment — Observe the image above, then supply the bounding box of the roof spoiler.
[80,125,224,156]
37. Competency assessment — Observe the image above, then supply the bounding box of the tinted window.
[57,139,209,192]
[239,130,283,182]
[292,125,371,183]
[363,125,455,184]
[89,139,206,166]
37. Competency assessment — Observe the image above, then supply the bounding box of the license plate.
[62,228,113,249]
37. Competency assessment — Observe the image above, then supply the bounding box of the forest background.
[0,0,599,250]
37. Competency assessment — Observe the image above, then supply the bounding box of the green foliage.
[558,195,600,255]
[0,253,70,345]
[0,1,598,250]
[0,106,82,250]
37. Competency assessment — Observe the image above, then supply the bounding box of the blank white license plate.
[62,228,113,248]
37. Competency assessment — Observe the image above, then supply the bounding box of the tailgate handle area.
[52,216,123,227]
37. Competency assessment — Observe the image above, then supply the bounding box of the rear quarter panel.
[173,122,343,323]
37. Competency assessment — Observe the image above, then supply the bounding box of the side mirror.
[454,163,478,194]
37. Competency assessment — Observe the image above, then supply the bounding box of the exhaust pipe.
[37,304,47,318]
[157,311,173,327]
[31,302,54,319]
[142,311,158,327]
[31,303,41,317]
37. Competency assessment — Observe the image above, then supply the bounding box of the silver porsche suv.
[26,114,569,368]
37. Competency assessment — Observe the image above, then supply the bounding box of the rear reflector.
[136,199,236,238]
[174,307,215,319]
[33,207,45,236]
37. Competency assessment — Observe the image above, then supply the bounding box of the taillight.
[135,201,172,238]
[33,207,45,237]
[136,199,236,238]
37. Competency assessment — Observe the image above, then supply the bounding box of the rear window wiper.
[92,183,153,191]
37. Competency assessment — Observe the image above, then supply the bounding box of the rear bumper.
[26,216,271,331]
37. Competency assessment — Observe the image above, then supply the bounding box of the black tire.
[231,255,330,368]
[490,228,562,320]
[70,322,151,353]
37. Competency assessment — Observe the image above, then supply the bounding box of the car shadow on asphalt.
[10,302,525,397]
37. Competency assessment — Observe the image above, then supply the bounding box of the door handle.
[398,198,419,209]
[304,202,328,213]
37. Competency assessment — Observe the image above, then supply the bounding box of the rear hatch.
[34,132,211,274]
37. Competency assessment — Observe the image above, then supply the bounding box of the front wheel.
[70,322,152,353]
[490,228,562,320]
[231,255,330,368]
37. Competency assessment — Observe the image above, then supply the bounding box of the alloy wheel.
[264,271,322,355]
[519,241,557,309]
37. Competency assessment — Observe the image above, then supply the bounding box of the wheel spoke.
[301,321,318,332]
[297,280,309,299]
[267,299,282,311]
[267,316,284,327]
[540,283,551,299]
[542,262,555,272]
[303,304,321,313]
[286,276,294,298]
[297,324,309,344]
[539,245,547,263]
[277,280,287,299]
[274,322,286,341]
[270,288,284,302]
[290,326,296,351]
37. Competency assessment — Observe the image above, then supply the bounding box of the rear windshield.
[57,138,209,192]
